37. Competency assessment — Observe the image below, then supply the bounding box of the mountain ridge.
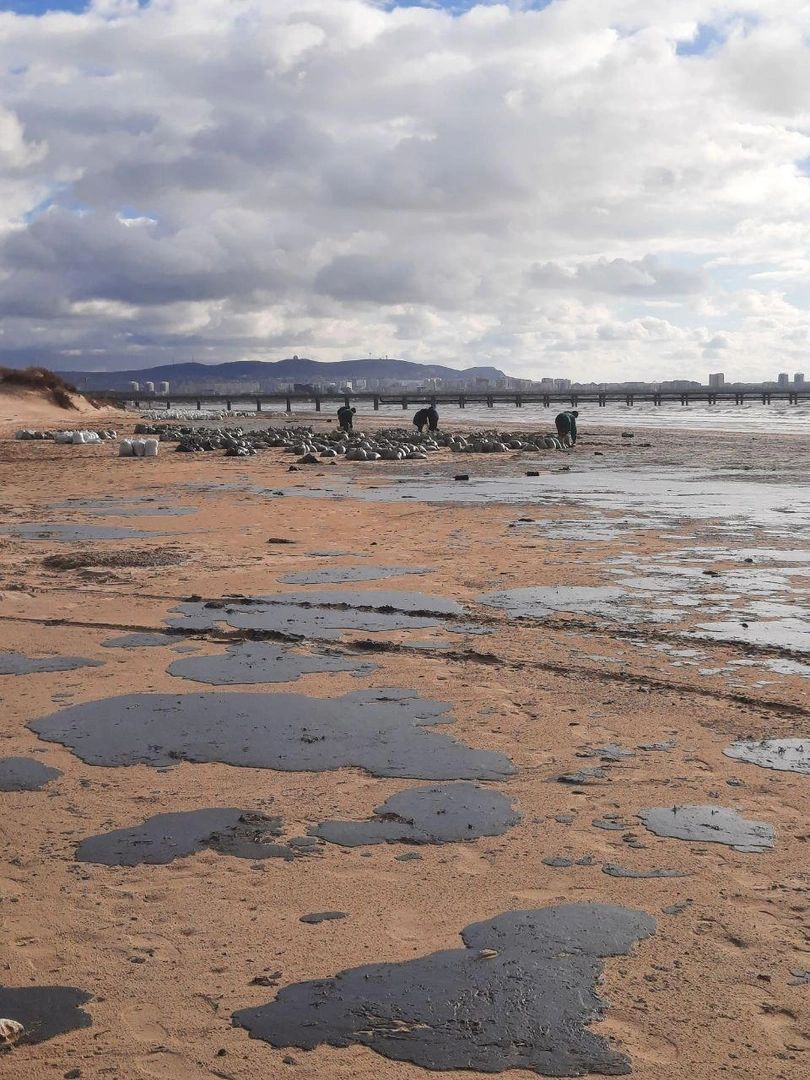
[57,358,508,390]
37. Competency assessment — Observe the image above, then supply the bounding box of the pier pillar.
[165,399,171,410]
[762,392,771,404]
[256,399,262,412]
[789,392,798,404]
[314,396,320,412]
[196,400,201,410]
[373,395,380,410]
[285,397,292,413]
[515,394,522,407]
[226,399,232,411]
[343,394,350,408]
[653,394,662,406]
[487,395,494,408]
[543,395,550,407]
[598,393,606,407]
[626,393,634,406]
[459,395,466,409]
[680,393,688,405]
[401,396,408,410]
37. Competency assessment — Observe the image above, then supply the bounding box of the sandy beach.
[1,404,807,1080]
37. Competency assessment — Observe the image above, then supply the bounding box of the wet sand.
[0,408,808,1080]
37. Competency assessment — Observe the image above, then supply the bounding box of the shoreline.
[0,414,807,1080]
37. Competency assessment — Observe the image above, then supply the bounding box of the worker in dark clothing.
[337,405,356,431]
[413,406,439,433]
[554,409,578,447]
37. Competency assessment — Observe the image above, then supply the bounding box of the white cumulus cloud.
[0,0,809,380]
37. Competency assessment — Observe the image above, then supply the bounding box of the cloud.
[1,0,810,380]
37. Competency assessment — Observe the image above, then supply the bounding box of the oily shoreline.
[0,410,807,1080]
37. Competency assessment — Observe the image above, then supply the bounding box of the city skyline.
[3,2,810,381]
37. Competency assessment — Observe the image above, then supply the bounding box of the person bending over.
[554,409,578,447]
[413,406,439,433]
[337,405,356,431]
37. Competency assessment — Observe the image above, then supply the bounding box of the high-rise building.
[708,372,724,387]
[144,381,155,393]
[794,372,806,386]
[777,372,789,387]
[158,381,170,395]
[128,381,140,393]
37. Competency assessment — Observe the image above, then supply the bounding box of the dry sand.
[0,407,807,1080]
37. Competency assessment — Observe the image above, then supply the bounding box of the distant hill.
[58,358,508,391]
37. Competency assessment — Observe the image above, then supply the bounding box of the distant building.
[708,372,724,387]
[144,381,155,393]
[158,381,170,395]
[794,372,806,386]
[553,378,571,391]
[128,381,140,393]
[777,372,790,387]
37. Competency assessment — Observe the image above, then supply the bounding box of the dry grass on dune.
[0,365,81,411]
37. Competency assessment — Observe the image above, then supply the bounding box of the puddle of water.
[690,618,810,653]
[310,783,520,847]
[723,738,809,775]
[0,652,102,676]
[0,986,92,1045]
[30,689,515,780]
[638,805,774,853]
[233,903,655,1075]
[75,809,296,865]
[167,642,375,685]
[3,523,164,541]
[280,565,429,585]
[167,591,464,641]
[0,757,62,791]
[274,468,810,536]
[480,586,626,620]
[50,498,197,518]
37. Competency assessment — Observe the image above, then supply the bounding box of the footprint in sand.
[135,1051,212,1080]
[603,1013,679,1066]
[121,1003,169,1044]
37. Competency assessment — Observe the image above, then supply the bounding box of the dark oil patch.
[638,805,774,853]
[310,783,519,847]
[0,651,102,676]
[233,903,655,1076]
[601,864,689,879]
[167,642,375,685]
[75,809,293,865]
[0,986,92,1045]
[166,591,463,640]
[29,689,515,780]
[723,738,809,775]
[0,757,62,791]
[299,912,349,924]
[102,633,177,649]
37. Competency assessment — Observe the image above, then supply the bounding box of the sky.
[1,2,810,380]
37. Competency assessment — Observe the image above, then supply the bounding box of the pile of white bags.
[119,438,159,458]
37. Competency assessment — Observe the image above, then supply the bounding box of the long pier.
[92,387,810,412]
